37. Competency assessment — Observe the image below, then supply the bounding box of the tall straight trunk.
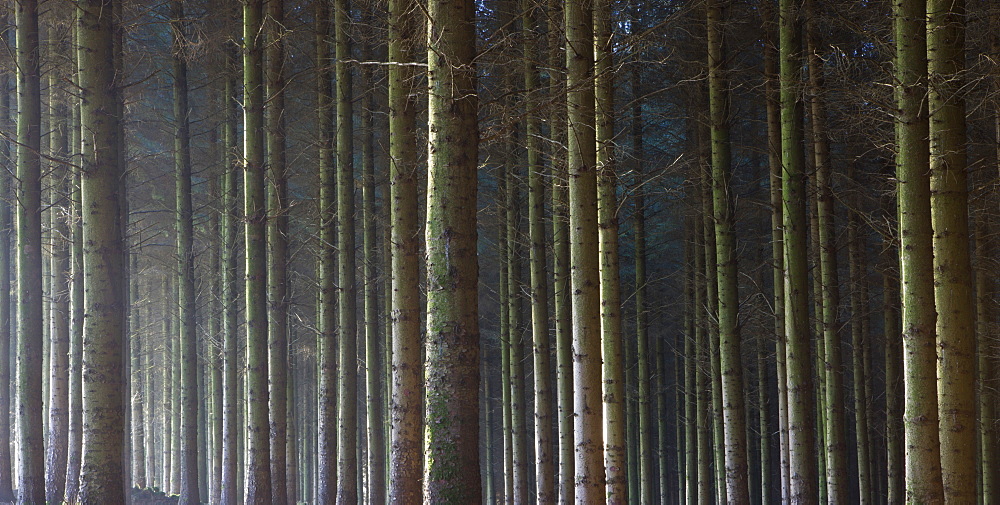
[219,19,241,504]
[761,1,790,501]
[565,1,603,502]
[0,20,14,502]
[927,1,975,501]
[500,189,514,505]
[698,111,727,505]
[778,0,818,501]
[15,0,45,500]
[45,47,71,502]
[523,0,554,500]
[208,171,222,503]
[316,1,339,501]
[805,3,847,500]
[244,0,272,501]
[976,219,996,504]
[883,265,903,505]
[594,1,626,501]
[548,0,573,500]
[360,57,386,505]
[131,260,146,491]
[171,282,182,495]
[694,214,713,505]
[848,191,871,505]
[77,0,126,500]
[65,90,85,500]
[265,0,289,501]
[684,230,698,505]
[423,0,480,500]
[808,168,827,505]
[505,128,528,504]
[285,348,297,505]
[629,48,654,505]
[387,0,423,500]
[334,0,359,501]
[706,2,750,502]
[171,3,200,502]
[162,278,174,493]
[893,0,943,501]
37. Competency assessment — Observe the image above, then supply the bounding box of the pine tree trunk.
[505,124,529,505]
[976,218,997,504]
[334,0,359,501]
[804,4,848,501]
[893,0,943,501]
[631,45,654,505]
[566,0,604,502]
[387,0,423,500]
[315,1,339,501]
[264,0,290,500]
[883,263,903,505]
[170,3,200,501]
[219,16,241,503]
[244,0,273,501]
[778,0,818,500]
[594,1,627,501]
[423,0,480,500]
[77,0,126,500]
[927,1,975,501]
[685,229,698,505]
[548,0,573,499]
[162,278,174,494]
[523,0,554,499]
[15,0,45,500]
[694,215,713,505]
[847,185,871,505]
[707,2,750,501]
[45,46,71,502]
[0,19,15,502]
[360,55,386,505]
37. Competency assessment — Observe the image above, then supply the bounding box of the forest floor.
[132,487,179,504]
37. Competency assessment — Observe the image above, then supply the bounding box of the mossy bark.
[422,0,481,501]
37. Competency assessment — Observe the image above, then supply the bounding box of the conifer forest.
[3,0,1000,503]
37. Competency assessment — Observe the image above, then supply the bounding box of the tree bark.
[387,0,423,501]
[423,0,481,500]
[77,0,127,500]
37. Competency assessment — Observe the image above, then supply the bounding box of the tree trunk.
[707,2,750,502]
[778,0,818,500]
[77,0,127,500]
[387,0,423,500]
[847,181,871,504]
[927,1,975,501]
[265,0,290,501]
[15,0,45,500]
[0,18,14,503]
[334,0,359,501]
[219,14,241,502]
[566,0,604,502]
[170,3,200,501]
[361,54,386,505]
[45,40,71,502]
[523,0,554,500]
[423,0,481,500]
[594,1,627,501]
[893,0,943,501]
[243,0,272,501]
[315,1,339,501]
